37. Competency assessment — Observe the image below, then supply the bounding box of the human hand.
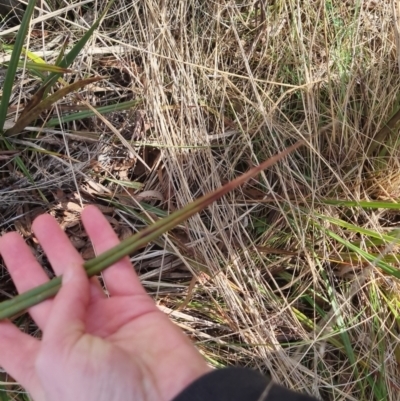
[0,205,210,401]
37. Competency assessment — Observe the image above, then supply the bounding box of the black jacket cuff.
[171,367,319,401]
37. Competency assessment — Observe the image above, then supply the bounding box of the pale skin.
[0,205,211,401]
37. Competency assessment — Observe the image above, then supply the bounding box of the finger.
[81,205,146,297]
[32,214,85,273]
[42,262,89,343]
[0,232,53,328]
[0,321,42,397]
[32,214,105,300]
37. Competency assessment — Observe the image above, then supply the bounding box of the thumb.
[42,263,90,344]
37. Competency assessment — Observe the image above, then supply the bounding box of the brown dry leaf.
[64,202,83,213]
[118,226,133,241]
[13,218,31,237]
[81,183,101,196]
[135,190,164,202]
[117,169,129,181]
[60,211,80,229]
[84,179,111,195]
[93,204,114,214]
[18,85,48,121]
[81,244,95,260]
[103,215,120,226]
[99,56,144,77]
[69,235,86,250]
[30,29,50,38]
[53,188,67,202]
[13,205,44,237]
[113,158,137,171]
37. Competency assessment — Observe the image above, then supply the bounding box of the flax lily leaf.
[0,140,305,320]
[0,0,36,131]
[42,0,115,92]
[14,61,73,74]
[55,35,70,67]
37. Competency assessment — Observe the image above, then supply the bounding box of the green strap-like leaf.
[41,0,116,92]
[0,0,36,131]
[15,61,73,74]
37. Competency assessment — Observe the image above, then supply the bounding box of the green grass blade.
[324,228,400,279]
[319,215,400,246]
[45,99,141,127]
[336,252,400,264]
[0,0,36,131]
[320,199,400,210]
[0,140,304,320]
[1,137,48,203]
[41,0,115,91]
[15,61,73,74]
[55,35,70,66]
[319,267,367,398]
[0,385,11,401]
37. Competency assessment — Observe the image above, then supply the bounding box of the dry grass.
[2,0,400,399]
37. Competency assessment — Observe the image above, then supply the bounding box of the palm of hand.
[0,206,209,401]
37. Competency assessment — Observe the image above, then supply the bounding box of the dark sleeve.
[171,368,319,401]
